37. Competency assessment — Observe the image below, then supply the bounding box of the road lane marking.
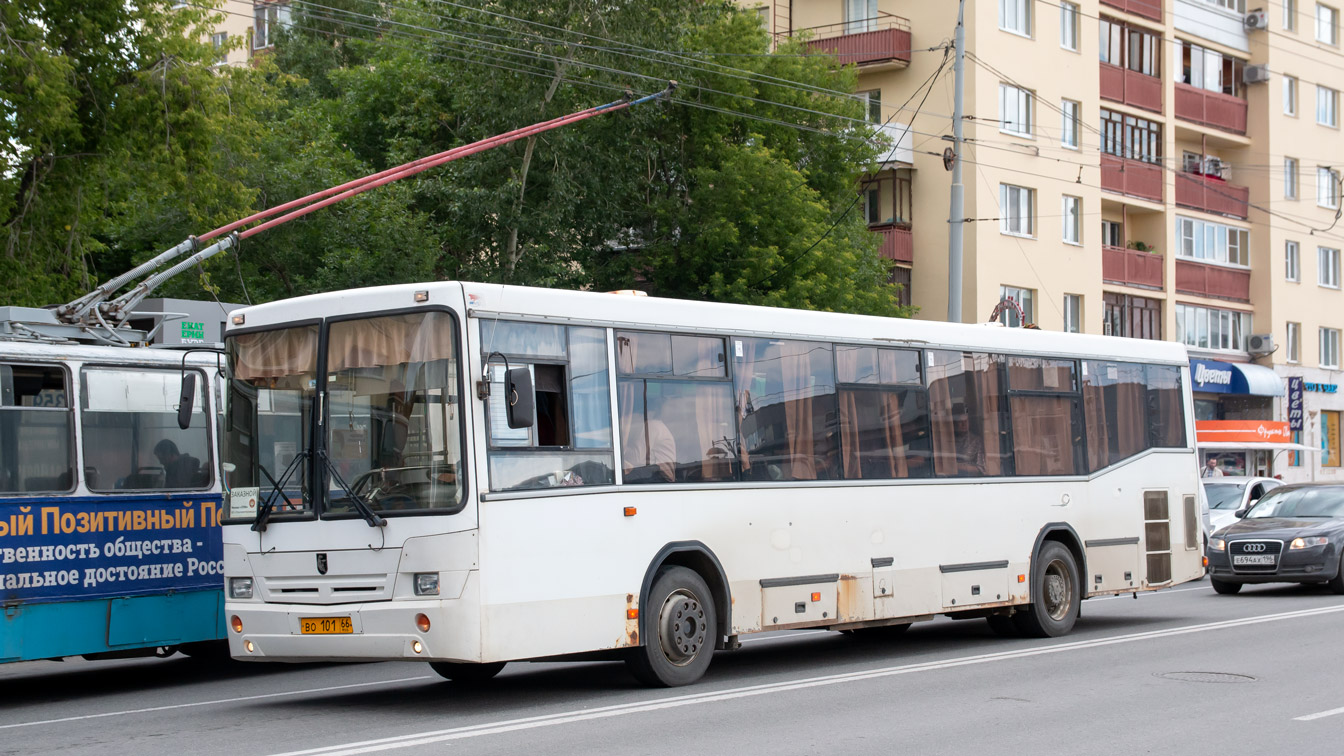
[1295,706,1344,721]
[274,603,1344,756]
[0,675,434,731]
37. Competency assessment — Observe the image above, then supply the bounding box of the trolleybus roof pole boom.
[54,84,677,333]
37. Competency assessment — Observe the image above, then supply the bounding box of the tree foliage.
[2,0,911,317]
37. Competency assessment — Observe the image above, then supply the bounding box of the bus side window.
[0,364,75,493]
[1006,357,1085,476]
[1146,364,1186,449]
[1081,360,1147,471]
[835,346,931,480]
[81,367,212,492]
[734,338,837,482]
[927,351,1012,478]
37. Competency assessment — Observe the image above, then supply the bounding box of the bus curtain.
[232,327,318,382]
[327,313,454,373]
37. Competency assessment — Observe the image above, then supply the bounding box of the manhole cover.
[1155,671,1257,684]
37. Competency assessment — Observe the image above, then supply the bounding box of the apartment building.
[191,1,289,66]
[747,0,1344,481]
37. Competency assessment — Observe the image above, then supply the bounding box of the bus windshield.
[225,325,318,514]
[324,312,464,514]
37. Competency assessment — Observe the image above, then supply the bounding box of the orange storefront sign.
[1195,420,1291,444]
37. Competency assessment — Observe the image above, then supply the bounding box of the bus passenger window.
[927,351,1012,478]
[81,368,212,492]
[733,338,838,482]
[835,346,931,479]
[0,364,75,493]
[1006,357,1085,476]
[533,364,570,447]
[1082,361,1147,470]
[1146,365,1186,449]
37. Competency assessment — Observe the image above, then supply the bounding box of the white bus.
[221,282,1202,686]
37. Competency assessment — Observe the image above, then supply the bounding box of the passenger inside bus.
[153,439,202,488]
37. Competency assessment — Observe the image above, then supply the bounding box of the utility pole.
[946,0,967,323]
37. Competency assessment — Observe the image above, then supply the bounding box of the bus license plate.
[301,617,353,634]
[1233,555,1275,566]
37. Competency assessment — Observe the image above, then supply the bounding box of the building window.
[1101,220,1122,248]
[844,0,878,33]
[1287,240,1301,281]
[1325,410,1343,467]
[1286,157,1300,199]
[1207,0,1245,10]
[1318,3,1339,45]
[1060,2,1079,50]
[1061,100,1080,148]
[1175,304,1252,351]
[1180,42,1244,97]
[1000,0,1031,36]
[1285,75,1298,115]
[1000,184,1035,237]
[1322,328,1341,368]
[1175,216,1250,266]
[1103,293,1161,340]
[1318,85,1339,126]
[211,32,228,64]
[253,2,291,50]
[864,186,882,225]
[1099,19,1160,76]
[859,90,882,125]
[1319,166,1341,207]
[1062,195,1081,244]
[1287,0,1299,30]
[1063,294,1082,333]
[999,285,1034,327]
[999,84,1033,136]
[1100,108,1162,163]
[1320,246,1342,288]
[1288,321,1302,363]
[754,6,770,30]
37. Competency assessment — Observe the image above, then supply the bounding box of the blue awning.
[1190,359,1283,396]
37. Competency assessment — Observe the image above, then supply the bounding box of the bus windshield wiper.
[252,450,309,533]
[318,449,387,528]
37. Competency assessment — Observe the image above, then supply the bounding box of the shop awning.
[1190,359,1284,396]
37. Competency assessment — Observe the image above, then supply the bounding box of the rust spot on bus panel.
[620,593,639,647]
[836,574,864,623]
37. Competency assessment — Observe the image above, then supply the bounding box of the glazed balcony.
[794,15,912,68]
[1100,0,1162,22]
[1100,63,1162,113]
[1174,84,1248,135]
[1101,154,1163,203]
[1175,173,1250,220]
[872,223,913,264]
[1175,259,1251,302]
[1102,245,1164,289]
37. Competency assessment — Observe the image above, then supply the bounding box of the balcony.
[794,15,912,68]
[872,223,913,264]
[1100,63,1162,113]
[1103,245,1164,289]
[1175,173,1250,220]
[1175,259,1251,302]
[1101,154,1163,203]
[1100,0,1162,22]
[1174,84,1248,135]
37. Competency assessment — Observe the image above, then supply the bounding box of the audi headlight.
[1290,536,1329,550]
[414,572,440,596]
[229,577,254,599]
[1208,537,1226,552]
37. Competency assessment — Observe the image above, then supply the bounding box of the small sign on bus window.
[231,486,260,519]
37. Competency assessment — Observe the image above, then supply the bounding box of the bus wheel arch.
[637,541,732,651]
[1016,524,1085,638]
[1030,523,1086,594]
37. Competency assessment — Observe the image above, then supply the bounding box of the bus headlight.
[229,577,254,599]
[414,573,440,596]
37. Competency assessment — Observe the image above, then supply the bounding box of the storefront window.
[1323,410,1341,468]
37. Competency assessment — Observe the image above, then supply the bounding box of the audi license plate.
[300,617,353,634]
[1233,555,1275,566]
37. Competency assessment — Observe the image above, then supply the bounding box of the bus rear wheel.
[1013,541,1079,638]
[429,661,507,683]
[626,566,716,687]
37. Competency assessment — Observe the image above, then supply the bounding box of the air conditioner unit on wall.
[1243,64,1271,84]
[1245,10,1268,31]
[1248,334,1275,355]
[1204,157,1227,178]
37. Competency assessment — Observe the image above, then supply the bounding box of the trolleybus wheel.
[626,566,716,687]
[1012,541,1079,638]
[429,661,507,683]
[1210,578,1243,595]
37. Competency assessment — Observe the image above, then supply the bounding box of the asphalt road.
[4,580,1343,756]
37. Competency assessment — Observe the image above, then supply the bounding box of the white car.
[1202,476,1285,533]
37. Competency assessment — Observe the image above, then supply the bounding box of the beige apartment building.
[192,1,288,66]
[746,0,1344,482]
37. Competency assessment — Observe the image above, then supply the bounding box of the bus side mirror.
[177,373,197,430]
[505,367,534,429]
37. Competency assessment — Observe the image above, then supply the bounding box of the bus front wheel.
[626,566,717,687]
[1013,541,1079,638]
[429,661,507,683]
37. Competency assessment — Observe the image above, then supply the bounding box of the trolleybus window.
[1006,357,1085,476]
[81,367,212,491]
[225,324,318,514]
[927,351,1012,477]
[325,311,464,513]
[0,364,74,493]
[835,346,931,479]
[734,338,838,481]
[483,321,615,491]
[616,331,736,484]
